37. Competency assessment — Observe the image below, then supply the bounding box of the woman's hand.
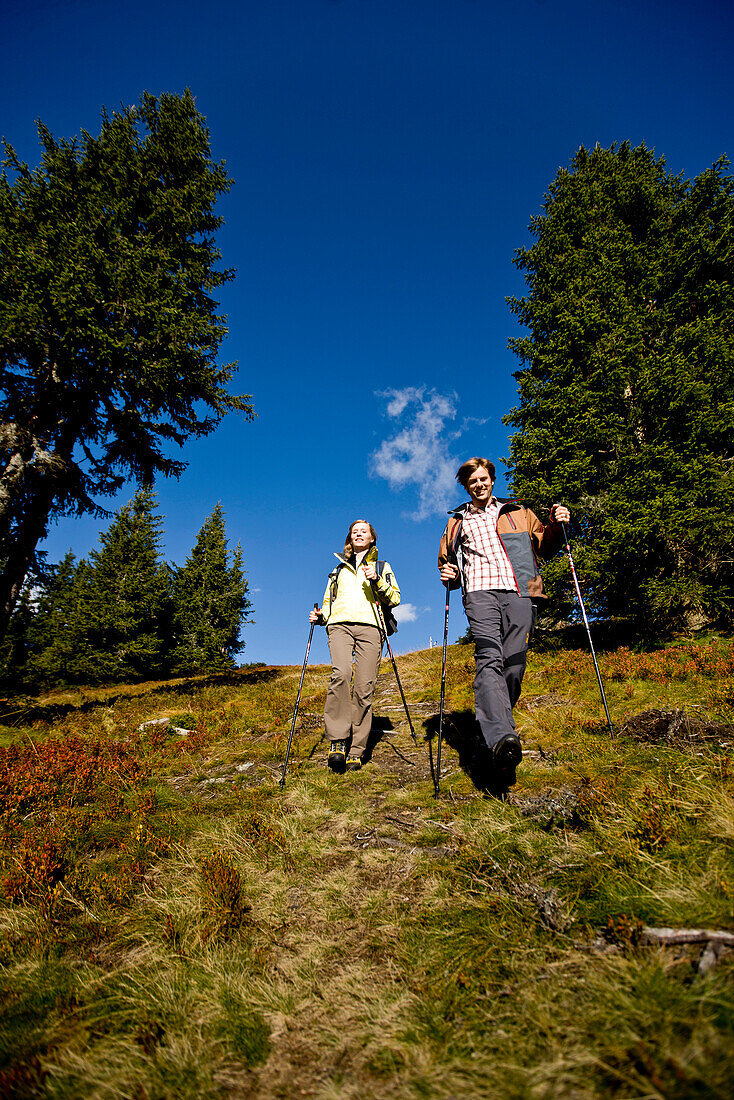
[362,562,377,582]
[439,562,459,584]
[309,607,321,624]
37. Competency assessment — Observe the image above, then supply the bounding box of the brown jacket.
[438,499,563,600]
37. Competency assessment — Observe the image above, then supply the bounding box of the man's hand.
[550,504,571,525]
[309,606,321,624]
[439,562,459,584]
[362,562,377,581]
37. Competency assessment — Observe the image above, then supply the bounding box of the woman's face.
[350,522,373,552]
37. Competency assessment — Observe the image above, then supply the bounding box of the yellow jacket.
[320,545,400,628]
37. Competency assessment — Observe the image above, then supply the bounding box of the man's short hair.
[456,457,496,490]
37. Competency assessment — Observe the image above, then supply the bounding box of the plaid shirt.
[461,499,519,594]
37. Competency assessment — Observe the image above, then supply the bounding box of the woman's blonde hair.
[343,519,377,558]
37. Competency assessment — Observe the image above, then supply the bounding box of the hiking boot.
[328,740,347,769]
[492,734,522,771]
[345,754,363,771]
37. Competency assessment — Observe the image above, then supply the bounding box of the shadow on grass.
[363,715,396,764]
[0,666,283,727]
[424,709,500,792]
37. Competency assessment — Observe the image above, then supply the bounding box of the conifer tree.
[0,90,254,640]
[505,143,734,630]
[76,490,172,683]
[0,578,35,684]
[16,494,171,686]
[172,504,251,673]
[23,552,97,685]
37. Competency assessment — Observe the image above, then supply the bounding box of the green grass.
[0,640,733,1097]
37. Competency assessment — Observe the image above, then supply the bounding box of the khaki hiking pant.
[324,623,383,757]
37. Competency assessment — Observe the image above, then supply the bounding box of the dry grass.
[1,638,733,1097]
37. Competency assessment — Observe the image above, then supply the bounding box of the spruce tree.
[23,553,98,685]
[79,490,171,683]
[505,143,734,630]
[172,504,251,673]
[0,579,35,685]
[0,90,254,640]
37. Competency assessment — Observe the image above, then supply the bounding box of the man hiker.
[438,457,570,792]
[310,520,401,772]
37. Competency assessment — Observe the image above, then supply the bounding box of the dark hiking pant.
[463,590,535,752]
[324,623,383,757]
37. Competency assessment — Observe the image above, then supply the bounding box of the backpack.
[329,559,399,636]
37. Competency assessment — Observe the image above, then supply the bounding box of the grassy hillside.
[1,635,733,1098]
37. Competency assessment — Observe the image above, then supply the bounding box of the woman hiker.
[310,520,401,772]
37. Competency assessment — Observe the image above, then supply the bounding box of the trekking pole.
[435,583,450,797]
[279,604,319,788]
[370,584,418,745]
[560,522,615,740]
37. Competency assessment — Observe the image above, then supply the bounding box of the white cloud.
[371,387,480,520]
[384,387,421,418]
[393,602,422,623]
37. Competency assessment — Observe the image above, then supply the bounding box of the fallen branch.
[642,927,734,948]
[642,927,734,975]
[592,926,734,974]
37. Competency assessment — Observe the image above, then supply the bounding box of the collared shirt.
[461,499,519,594]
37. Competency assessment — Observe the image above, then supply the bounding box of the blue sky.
[2,0,732,664]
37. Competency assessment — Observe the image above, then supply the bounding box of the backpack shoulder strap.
[377,560,396,586]
[446,515,463,550]
[373,561,398,635]
[329,561,344,602]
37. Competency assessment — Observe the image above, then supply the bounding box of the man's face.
[466,466,494,508]
[350,522,373,551]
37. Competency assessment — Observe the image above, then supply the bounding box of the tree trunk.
[0,450,30,527]
[0,433,65,540]
[0,483,55,639]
